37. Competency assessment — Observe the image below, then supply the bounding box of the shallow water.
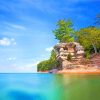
[0,73,100,100]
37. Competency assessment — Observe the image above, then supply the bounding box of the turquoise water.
[0,74,100,100]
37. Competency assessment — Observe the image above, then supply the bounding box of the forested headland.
[37,13,100,72]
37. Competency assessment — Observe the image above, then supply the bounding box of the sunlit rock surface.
[54,42,85,69]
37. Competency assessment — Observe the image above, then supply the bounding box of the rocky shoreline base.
[38,67,100,74]
[57,68,100,74]
[38,54,100,74]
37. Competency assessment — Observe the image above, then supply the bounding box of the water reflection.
[0,74,100,100]
[54,74,100,100]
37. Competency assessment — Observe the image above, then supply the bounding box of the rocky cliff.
[54,42,85,69]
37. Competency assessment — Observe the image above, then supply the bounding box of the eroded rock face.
[54,42,85,69]
[62,60,72,69]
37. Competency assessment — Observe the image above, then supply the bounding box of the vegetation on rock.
[53,19,75,43]
[76,27,100,54]
[37,50,60,71]
[67,53,72,61]
[37,13,100,72]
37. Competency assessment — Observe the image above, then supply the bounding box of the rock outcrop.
[54,42,85,69]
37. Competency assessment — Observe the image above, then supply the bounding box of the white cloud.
[0,37,11,46]
[0,37,16,46]
[23,0,99,16]
[8,57,16,61]
[9,24,26,30]
[45,47,53,52]
[5,22,26,30]
[13,42,17,45]
[11,38,15,41]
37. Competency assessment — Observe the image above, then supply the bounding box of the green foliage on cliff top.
[37,50,59,71]
[53,19,75,43]
[76,26,100,54]
[37,13,100,71]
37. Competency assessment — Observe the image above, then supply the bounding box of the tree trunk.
[92,43,97,54]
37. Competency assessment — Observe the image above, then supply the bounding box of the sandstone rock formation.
[54,42,85,69]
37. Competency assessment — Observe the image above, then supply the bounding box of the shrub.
[67,53,72,61]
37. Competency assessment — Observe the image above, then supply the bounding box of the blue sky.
[0,0,100,73]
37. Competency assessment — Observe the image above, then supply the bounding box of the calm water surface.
[0,73,100,100]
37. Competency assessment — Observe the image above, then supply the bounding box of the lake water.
[0,73,100,100]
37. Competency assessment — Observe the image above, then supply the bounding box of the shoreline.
[39,68,100,74]
[57,68,100,74]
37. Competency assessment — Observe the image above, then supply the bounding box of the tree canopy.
[37,50,59,71]
[76,27,100,54]
[53,19,75,43]
[37,13,100,71]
